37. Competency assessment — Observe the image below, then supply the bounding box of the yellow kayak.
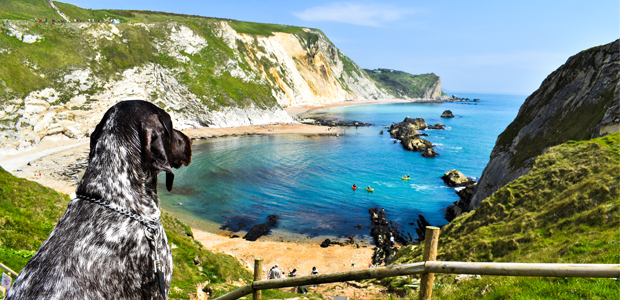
[401,176,410,180]
[366,188,374,192]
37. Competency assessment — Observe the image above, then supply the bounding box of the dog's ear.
[142,116,176,191]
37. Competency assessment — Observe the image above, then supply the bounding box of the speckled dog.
[6,100,192,300]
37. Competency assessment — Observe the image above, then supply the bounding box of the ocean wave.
[373,181,397,188]
[409,184,441,191]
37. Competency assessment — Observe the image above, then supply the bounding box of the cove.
[159,93,524,240]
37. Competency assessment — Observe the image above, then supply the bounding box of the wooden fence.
[214,227,620,300]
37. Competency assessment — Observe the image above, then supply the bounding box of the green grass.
[364,69,439,98]
[228,20,308,37]
[0,166,252,299]
[390,133,620,299]
[0,0,56,20]
[0,167,70,272]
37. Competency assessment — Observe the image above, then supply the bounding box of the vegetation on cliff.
[0,166,253,299]
[364,68,441,99]
[389,133,620,299]
[469,39,619,210]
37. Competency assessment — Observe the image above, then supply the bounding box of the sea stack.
[441,110,455,118]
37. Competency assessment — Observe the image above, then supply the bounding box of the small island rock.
[441,169,476,187]
[402,137,432,151]
[422,148,439,158]
[441,110,455,118]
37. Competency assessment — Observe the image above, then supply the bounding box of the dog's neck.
[76,127,161,219]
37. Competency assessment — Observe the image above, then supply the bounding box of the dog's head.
[89,100,192,192]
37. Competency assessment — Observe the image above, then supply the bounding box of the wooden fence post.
[253,258,264,300]
[419,226,440,300]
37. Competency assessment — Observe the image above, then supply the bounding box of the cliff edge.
[469,39,619,210]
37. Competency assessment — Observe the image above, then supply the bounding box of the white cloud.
[293,2,414,27]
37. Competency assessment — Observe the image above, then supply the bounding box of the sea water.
[159,93,525,240]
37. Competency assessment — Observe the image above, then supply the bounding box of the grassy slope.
[0,166,254,299]
[390,133,620,299]
[0,0,56,20]
[364,68,439,98]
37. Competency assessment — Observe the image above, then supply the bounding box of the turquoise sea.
[159,93,525,240]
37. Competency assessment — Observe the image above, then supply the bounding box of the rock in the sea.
[389,117,427,140]
[244,224,270,241]
[428,123,445,130]
[442,170,476,187]
[320,239,331,248]
[380,130,384,135]
[422,148,439,158]
[402,137,432,151]
[441,110,455,118]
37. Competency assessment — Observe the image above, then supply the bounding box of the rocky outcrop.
[243,215,278,241]
[401,137,432,151]
[389,117,427,140]
[421,148,439,158]
[443,184,476,222]
[441,110,455,118]
[441,170,475,187]
[468,39,620,212]
[427,123,445,130]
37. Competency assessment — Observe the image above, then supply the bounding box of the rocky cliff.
[364,68,443,99]
[0,4,393,150]
[468,39,619,211]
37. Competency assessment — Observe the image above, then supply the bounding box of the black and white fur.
[6,100,192,300]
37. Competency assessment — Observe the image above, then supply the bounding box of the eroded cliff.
[469,39,619,210]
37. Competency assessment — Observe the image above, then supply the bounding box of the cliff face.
[364,69,442,99]
[469,39,620,210]
[0,17,391,150]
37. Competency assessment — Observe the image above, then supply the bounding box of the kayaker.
[353,184,357,189]
[367,185,371,190]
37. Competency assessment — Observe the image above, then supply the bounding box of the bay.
[159,93,525,240]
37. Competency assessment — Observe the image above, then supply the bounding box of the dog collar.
[75,194,162,229]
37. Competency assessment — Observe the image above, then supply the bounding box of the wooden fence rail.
[213,261,619,300]
[214,227,620,300]
[0,262,19,278]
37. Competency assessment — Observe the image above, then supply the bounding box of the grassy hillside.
[390,133,620,299]
[0,0,57,20]
[364,68,440,98]
[0,166,253,299]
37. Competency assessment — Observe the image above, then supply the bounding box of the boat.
[401,176,410,180]
[352,185,357,190]
[366,188,374,192]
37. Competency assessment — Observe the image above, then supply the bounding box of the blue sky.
[61,0,618,95]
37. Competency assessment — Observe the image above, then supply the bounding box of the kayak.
[401,177,410,180]
[352,186,357,190]
[366,188,374,192]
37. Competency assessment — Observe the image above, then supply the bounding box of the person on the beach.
[269,264,282,279]
[289,269,297,277]
[311,266,318,275]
